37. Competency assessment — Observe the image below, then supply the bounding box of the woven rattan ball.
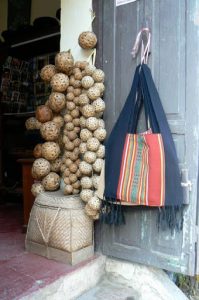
[73,139,80,148]
[63,168,70,178]
[81,76,94,89]
[31,183,45,197]
[92,175,100,189]
[69,173,78,184]
[88,196,101,210]
[74,126,81,134]
[84,151,96,164]
[81,177,93,189]
[60,163,67,173]
[71,108,80,118]
[67,86,74,93]
[33,144,43,158]
[79,142,87,154]
[93,98,105,113]
[73,188,80,195]
[74,72,83,81]
[86,117,99,131]
[41,142,60,161]
[51,73,69,92]
[80,189,93,202]
[64,141,75,151]
[69,153,78,163]
[94,82,105,95]
[76,169,82,178]
[32,158,51,179]
[93,158,103,173]
[78,31,97,49]
[48,92,66,112]
[64,114,73,122]
[64,177,70,185]
[69,163,78,173]
[50,158,62,172]
[94,128,107,141]
[85,204,97,217]
[67,131,77,141]
[79,161,92,175]
[40,121,60,141]
[73,88,82,97]
[63,135,70,145]
[78,94,89,106]
[63,184,73,195]
[52,115,64,128]
[87,86,101,101]
[86,137,100,152]
[65,122,74,131]
[72,118,80,127]
[64,158,73,167]
[55,51,74,74]
[92,69,105,83]
[42,172,60,191]
[66,101,76,111]
[79,61,89,70]
[73,80,82,89]
[73,180,81,189]
[98,119,105,129]
[66,92,75,101]
[25,117,39,130]
[96,144,105,159]
[82,104,95,118]
[36,105,53,123]
[72,97,79,106]
[40,64,56,82]
[79,116,86,128]
[85,64,96,76]
[80,128,93,142]
[74,146,80,156]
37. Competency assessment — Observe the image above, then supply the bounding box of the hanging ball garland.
[78,31,97,49]
[51,73,69,92]
[40,121,60,141]
[41,142,61,161]
[55,50,74,74]
[40,64,57,82]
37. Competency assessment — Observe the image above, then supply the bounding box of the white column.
[60,0,93,61]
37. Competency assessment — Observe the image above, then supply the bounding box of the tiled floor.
[0,202,93,300]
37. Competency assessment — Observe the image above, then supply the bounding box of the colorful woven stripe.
[117,133,165,206]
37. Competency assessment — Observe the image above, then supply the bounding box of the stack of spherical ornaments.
[25,31,106,221]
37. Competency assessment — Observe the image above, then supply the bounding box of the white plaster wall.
[60,0,93,61]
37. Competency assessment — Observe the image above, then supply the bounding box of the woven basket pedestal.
[25,191,94,265]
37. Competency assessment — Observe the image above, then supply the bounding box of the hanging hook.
[131,27,151,64]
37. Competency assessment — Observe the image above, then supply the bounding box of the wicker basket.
[25,191,94,265]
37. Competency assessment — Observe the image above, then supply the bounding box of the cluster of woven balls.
[28,51,75,196]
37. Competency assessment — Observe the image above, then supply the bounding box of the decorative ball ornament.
[73,188,80,195]
[31,183,45,197]
[92,98,105,113]
[67,131,77,141]
[80,189,93,202]
[51,73,69,92]
[92,213,100,220]
[93,128,107,141]
[73,88,82,96]
[86,117,99,131]
[78,94,90,106]
[81,76,94,89]
[98,119,105,129]
[81,177,93,189]
[63,168,70,177]
[92,175,100,189]
[87,86,101,101]
[80,128,93,142]
[92,69,105,82]
[83,151,97,164]
[79,116,87,127]
[73,118,80,127]
[33,144,43,158]
[70,108,80,118]
[78,31,97,49]
[64,184,73,195]
[32,158,51,179]
[85,204,98,217]
[64,114,73,123]
[40,64,57,82]
[85,64,96,76]
[55,50,74,74]
[65,122,74,131]
[48,92,66,112]
[82,104,95,118]
[69,173,78,184]
[69,163,78,173]
[73,180,81,189]
[88,196,101,210]
[52,115,64,128]
[41,142,60,161]
[50,158,62,172]
[94,82,105,95]
[42,172,60,191]
[96,144,105,158]
[66,101,75,111]
[79,161,92,175]
[25,117,40,130]
[93,158,103,173]
[36,105,53,123]
[40,121,60,141]
[86,137,100,152]
[79,142,87,154]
